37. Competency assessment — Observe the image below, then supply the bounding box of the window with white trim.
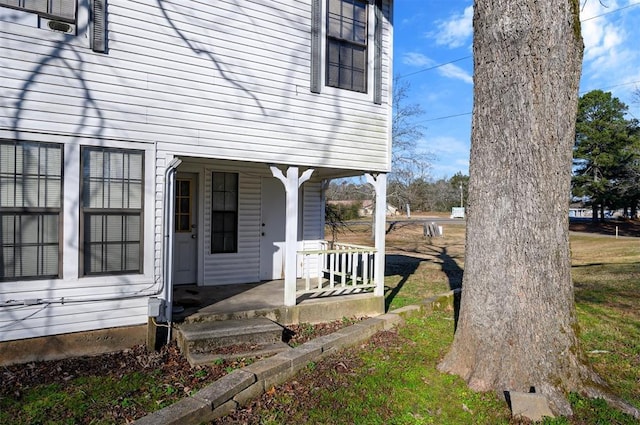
[326,0,368,93]
[81,147,143,275]
[0,141,62,280]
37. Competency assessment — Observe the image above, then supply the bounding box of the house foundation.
[0,325,147,367]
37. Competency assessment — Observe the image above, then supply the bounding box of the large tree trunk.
[438,0,610,416]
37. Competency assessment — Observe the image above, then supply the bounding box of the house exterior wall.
[1,0,392,171]
[0,0,393,343]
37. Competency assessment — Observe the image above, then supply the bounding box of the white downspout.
[163,157,182,344]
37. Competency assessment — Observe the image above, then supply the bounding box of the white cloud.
[579,0,640,87]
[429,6,473,48]
[438,63,473,84]
[581,2,625,63]
[402,52,434,67]
[418,135,471,177]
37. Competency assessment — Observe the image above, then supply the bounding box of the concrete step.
[187,341,291,366]
[176,317,286,365]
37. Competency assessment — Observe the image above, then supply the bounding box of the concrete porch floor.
[172,279,385,325]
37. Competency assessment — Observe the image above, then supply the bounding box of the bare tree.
[389,77,433,209]
[438,0,639,419]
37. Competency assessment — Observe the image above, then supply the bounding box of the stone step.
[176,317,285,365]
[187,341,291,366]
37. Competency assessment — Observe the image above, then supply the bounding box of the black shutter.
[373,0,383,104]
[310,0,322,93]
[92,0,107,53]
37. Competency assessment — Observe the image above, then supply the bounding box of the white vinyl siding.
[0,0,392,172]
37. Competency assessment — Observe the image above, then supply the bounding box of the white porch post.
[271,166,315,306]
[365,173,387,297]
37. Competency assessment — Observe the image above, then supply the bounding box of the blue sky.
[393,0,640,179]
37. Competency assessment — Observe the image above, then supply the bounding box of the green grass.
[0,371,173,425]
[334,223,640,423]
[2,225,638,424]
[259,313,512,424]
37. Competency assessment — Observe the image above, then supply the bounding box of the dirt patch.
[1,319,359,423]
[212,330,403,424]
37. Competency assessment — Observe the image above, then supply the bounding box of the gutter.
[162,157,182,344]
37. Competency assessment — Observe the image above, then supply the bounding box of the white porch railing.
[297,241,377,296]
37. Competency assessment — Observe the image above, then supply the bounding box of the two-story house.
[0,0,393,364]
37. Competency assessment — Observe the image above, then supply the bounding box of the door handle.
[191,234,197,239]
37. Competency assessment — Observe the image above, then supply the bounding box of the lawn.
[2,219,639,424]
[222,219,638,424]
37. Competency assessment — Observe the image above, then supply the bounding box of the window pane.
[225,173,237,191]
[340,44,353,68]
[129,182,142,209]
[82,147,144,275]
[211,172,238,254]
[178,215,189,232]
[212,194,225,211]
[125,215,140,241]
[86,181,104,208]
[0,213,59,279]
[43,145,62,176]
[108,151,125,179]
[211,236,223,253]
[52,0,76,20]
[212,172,226,191]
[125,243,140,270]
[40,244,58,275]
[225,192,237,211]
[105,244,123,272]
[107,181,125,209]
[326,0,368,93]
[43,177,62,208]
[0,141,62,280]
[328,15,341,38]
[179,180,190,196]
[0,144,16,174]
[353,46,366,71]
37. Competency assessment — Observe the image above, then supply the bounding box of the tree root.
[582,385,640,420]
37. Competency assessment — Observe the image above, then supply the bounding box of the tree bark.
[437,0,615,416]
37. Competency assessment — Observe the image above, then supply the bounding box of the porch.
[172,278,385,326]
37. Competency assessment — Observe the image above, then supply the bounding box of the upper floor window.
[81,147,144,275]
[0,0,107,52]
[326,0,368,93]
[0,141,62,281]
[0,0,76,23]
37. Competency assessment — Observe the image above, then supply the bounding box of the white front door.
[260,178,286,280]
[173,173,198,285]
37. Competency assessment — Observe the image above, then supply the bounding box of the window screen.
[0,0,77,23]
[0,141,62,280]
[82,147,143,275]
